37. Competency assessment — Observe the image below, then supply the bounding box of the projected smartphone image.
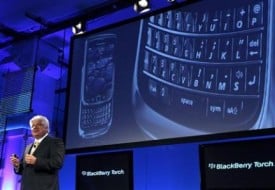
[79,34,116,139]
[132,0,275,139]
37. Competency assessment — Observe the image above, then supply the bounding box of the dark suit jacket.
[15,135,65,190]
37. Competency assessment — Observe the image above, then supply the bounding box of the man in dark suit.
[10,115,65,190]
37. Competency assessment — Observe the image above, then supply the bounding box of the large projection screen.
[65,0,275,152]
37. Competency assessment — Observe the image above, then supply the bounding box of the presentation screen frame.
[64,0,275,153]
[199,137,275,190]
[76,150,133,190]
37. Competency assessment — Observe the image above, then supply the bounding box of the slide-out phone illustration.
[79,34,116,138]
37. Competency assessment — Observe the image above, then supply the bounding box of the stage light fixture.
[72,21,86,35]
[134,0,151,14]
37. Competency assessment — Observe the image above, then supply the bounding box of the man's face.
[30,119,48,139]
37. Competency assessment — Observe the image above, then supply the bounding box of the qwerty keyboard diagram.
[132,0,274,139]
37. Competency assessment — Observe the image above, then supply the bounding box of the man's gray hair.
[29,115,50,133]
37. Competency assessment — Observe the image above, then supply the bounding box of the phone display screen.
[83,35,115,104]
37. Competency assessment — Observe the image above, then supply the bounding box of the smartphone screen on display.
[79,34,116,138]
